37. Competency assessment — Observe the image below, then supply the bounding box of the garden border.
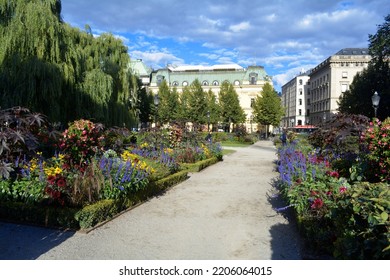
[0,157,221,232]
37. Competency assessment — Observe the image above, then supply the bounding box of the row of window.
[156,72,260,87]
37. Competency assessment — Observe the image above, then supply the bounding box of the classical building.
[281,72,311,128]
[281,48,371,128]
[129,59,152,86]
[309,48,371,125]
[147,63,273,132]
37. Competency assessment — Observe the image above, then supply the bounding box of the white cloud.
[229,21,251,32]
[130,50,184,68]
[61,0,389,90]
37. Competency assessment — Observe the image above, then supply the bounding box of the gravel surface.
[0,140,303,260]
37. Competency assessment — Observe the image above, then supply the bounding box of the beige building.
[147,63,273,132]
[309,48,371,125]
[281,48,371,128]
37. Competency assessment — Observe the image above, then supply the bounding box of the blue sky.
[61,0,389,92]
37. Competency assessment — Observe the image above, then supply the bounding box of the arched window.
[212,80,219,86]
[172,81,179,86]
[234,80,240,86]
[182,81,188,86]
[202,80,209,86]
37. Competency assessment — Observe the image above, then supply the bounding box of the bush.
[276,141,390,259]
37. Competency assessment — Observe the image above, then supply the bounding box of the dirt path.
[0,141,303,260]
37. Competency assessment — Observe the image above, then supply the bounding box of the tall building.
[147,63,273,132]
[281,48,371,128]
[309,48,371,125]
[281,72,310,128]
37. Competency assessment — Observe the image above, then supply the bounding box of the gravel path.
[0,140,303,260]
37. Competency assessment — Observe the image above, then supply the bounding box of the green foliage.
[75,199,122,229]
[276,141,390,259]
[157,80,180,124]
[362,117,390,182]
[338,14,390,119]
[219,81,246,126]
[332,182,390,259]
[253,83,284,126]
[0,0,137,127]
[59,119,105,169]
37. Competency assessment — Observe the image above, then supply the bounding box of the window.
[299,99,302,105]
[234,80,240,86]
[299,109,302,116]
[249,72,258,85]
[250,98,255,108]
[172,81,179,86]
[299,89,302,95]
[299,79,302,85]
[307,98,311,105]
[212,80,219,86]
[156,75,164,86]
[202,80,209,86]
[342,71,348,78]
[182,81,188,86]
[341,84,348,92]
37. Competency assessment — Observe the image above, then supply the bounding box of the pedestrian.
[280,130,287,145]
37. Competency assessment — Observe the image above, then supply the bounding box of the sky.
[61,0,389,92]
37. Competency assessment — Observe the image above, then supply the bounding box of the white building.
[281,72,310,128]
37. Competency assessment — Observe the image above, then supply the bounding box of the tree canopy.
[338,14,390,119]
[218,81,246,129]
[0,0,138,127]
[253,83,284,127]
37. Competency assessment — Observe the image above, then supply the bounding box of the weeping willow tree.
[0,0,137,127]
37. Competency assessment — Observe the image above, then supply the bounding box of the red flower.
[339,186,347,193]
[47,175,56,185]
[57,178,66,188]
[311,198,324,209]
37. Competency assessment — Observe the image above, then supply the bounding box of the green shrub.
[75,199,123,229]
[331,182,390,259]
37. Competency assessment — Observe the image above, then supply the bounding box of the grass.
[222,149,236,156]
[220,141,253,147]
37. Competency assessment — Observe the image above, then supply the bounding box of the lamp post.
[371,91,380,118]
[250,115,253,134]
[207,110,210,132]
[153,94,160,127]
[323,112,326,123]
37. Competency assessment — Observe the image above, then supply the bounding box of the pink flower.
[311,198,324,209]
[339,186,347,193]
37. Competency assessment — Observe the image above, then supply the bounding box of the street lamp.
[323,112,326,123]
[371,91,380,118]
[153,94,160,127]
[207,110,210,132]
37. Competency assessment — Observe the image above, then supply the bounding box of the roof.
[335,48,369,55]
[167,64,244,72]
[151,64,271,85]
[129,59,152,76]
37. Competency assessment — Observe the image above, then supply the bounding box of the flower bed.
[0,108,223,230]
[275,118,390,259]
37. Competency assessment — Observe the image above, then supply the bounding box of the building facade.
[147,64,273,132]
[281,73,310,128]
[281,48,371,128]
[309,48,371,125]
